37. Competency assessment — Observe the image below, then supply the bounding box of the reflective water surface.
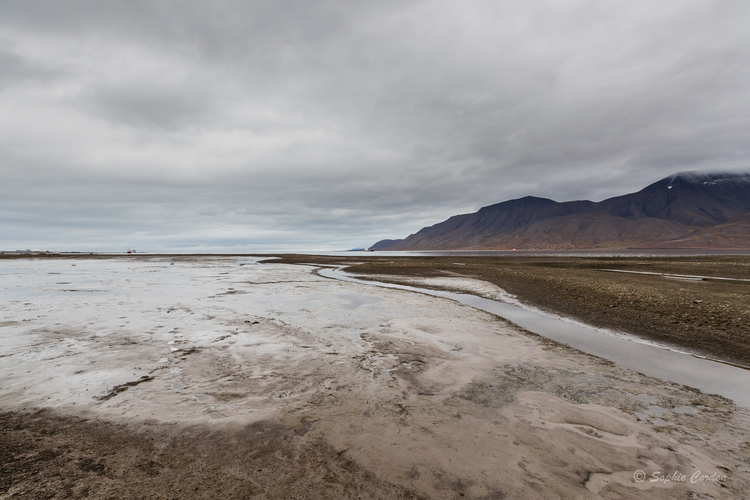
[319,268,750,407]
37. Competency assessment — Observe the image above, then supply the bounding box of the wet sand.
[1,256,749,499]
[274,254,750,366]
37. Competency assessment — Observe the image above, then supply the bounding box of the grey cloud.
[84,83,218,131]
[2,1,750,251]
[0,44,65,88]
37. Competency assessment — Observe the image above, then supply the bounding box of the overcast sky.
[2,1,750,252]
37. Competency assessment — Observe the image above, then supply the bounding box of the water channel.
[318,267,750,408]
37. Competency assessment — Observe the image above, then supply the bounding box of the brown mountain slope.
[373,171,750,250]
[592,172,750,226]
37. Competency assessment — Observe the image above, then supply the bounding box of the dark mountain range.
[372,171,750,250]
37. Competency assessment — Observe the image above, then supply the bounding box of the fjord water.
[319,268,750,407]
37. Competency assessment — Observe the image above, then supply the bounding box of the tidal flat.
[277,253,750,366]
[1,255,749,499]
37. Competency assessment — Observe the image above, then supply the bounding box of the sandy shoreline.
[1,256,749,498]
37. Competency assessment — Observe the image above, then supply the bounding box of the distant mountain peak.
[371,170,750,251]
[656,170,750,187]
[482,195,556,210]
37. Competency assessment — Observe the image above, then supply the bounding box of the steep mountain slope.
[593,172,750,226]
[373,171,750,250]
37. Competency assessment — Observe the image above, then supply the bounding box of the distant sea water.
[62,248,750,258]
[260,248,750,258]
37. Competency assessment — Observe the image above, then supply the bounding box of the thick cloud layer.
[2,1,749,251]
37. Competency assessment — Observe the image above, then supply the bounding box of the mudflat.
[1,255,749,499]
[275,254,750,366]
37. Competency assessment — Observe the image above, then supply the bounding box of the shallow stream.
[319,268,750,407]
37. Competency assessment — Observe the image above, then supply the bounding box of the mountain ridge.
[372,171,750,250]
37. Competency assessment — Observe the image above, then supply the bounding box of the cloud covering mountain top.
[2,1,750,251]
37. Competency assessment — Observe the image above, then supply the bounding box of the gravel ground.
[0,410,419,500]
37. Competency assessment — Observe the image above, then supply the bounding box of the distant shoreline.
[4,247,750,258]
